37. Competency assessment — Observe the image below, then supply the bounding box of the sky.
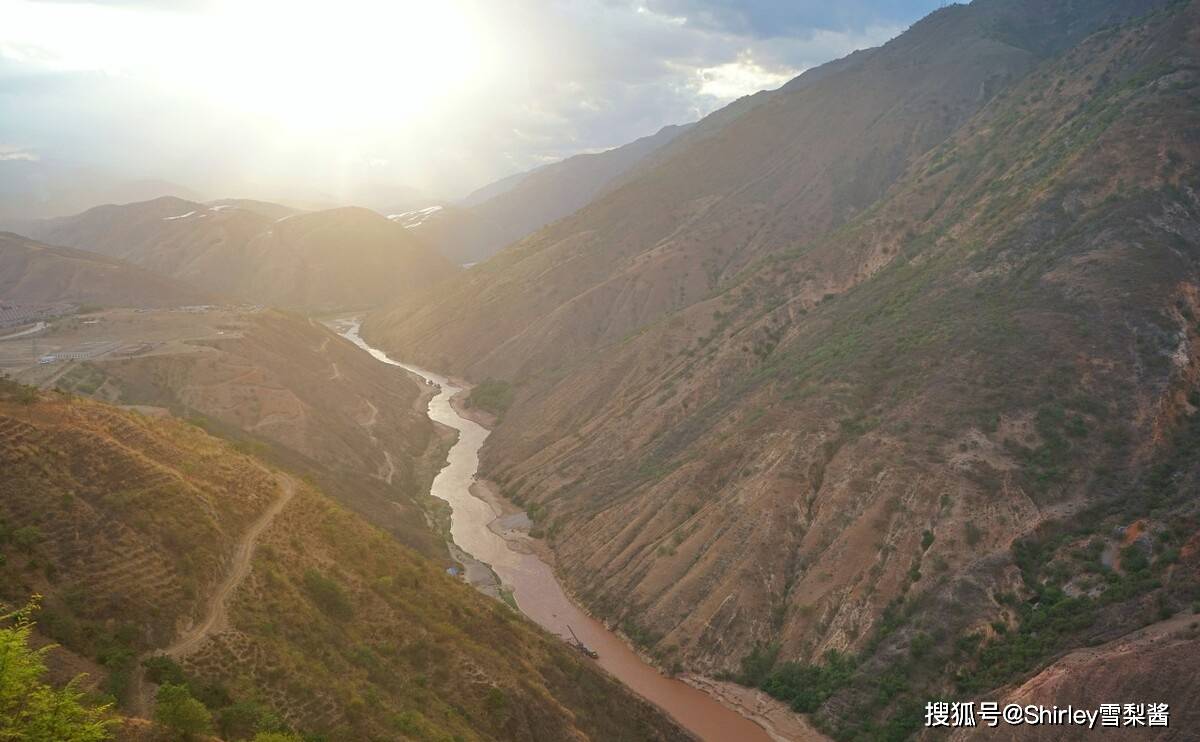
[0,0,946,205]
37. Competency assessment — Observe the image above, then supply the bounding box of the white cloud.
[696,54,796,99]
[0,145,38,161]
[0,0,920,198]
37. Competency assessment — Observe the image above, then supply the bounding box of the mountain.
[58,310,450,557]
[459,170,533,207]
[366,0,1163,378]
[364,0,1199,736]
[387,204,500,265]
[403,124,691,264]
[464,124,691,252]
[0,232,214,307]
[23,198,457,310]
[0,380,689,741]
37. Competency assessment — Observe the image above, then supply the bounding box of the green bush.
[302,570,353,620]
[766,652,857,713]
[0,602,114,742]
[154,683,212,739]
[467,379,514,417]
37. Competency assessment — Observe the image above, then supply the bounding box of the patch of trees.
[467,379,514,417]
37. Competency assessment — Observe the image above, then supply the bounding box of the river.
[334,319,772,742]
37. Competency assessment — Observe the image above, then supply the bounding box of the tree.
[0,599,114,742]
[251,733,303,742]
[153,683,212,739]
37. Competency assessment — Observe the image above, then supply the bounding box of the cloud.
[0,0,940,200]
[695,55,793,98]
[621,0,942,37]
[0,145,38,161]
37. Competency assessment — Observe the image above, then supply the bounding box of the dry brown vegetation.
[0,383,690,741]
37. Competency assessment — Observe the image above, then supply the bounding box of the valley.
[336,319,807,741]
[0,371,691,741]
[3,0,1199,739]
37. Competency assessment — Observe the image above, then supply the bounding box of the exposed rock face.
[365,0,1200,735]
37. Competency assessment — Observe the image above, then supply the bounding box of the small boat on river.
[567,625,599,659]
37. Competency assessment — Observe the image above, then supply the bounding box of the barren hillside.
[0,232,214,307]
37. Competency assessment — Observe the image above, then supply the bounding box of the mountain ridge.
[21,198,457,311]
[362,0,1199,736]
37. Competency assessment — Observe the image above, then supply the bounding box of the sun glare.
[206,1,492,132]
[0,0,496,134]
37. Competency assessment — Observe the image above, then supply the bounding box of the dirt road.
[130,471,295,715]
[165,472,295,658]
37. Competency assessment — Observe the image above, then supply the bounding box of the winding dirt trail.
[129,472,296,715]
[166,472,296,658]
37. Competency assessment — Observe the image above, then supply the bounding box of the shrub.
[0,601,114,742]
[154,683,212,739]
[251,733,303,742]
[467,379,515,417]
[302,570,353,620]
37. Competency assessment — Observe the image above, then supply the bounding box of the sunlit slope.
[69,310,447,557]
[0,232,214,307]
[0,384,689,741]
[364,0,1163,379]
[26,198,457,310]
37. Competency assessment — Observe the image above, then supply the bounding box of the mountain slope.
[366,0,1198,737]
[0,382,689,741]
[365,0,1164,381]
[25,198,456,310]
[407,124,690,264]
[61,310,448,557]
[0,232,214,307]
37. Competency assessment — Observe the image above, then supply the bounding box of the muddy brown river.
[337,320,771,742]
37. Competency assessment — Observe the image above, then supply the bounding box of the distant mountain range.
[0,158,204,222]
[0,232,214,307]
[17,197,457,311]
[397,124,691,264]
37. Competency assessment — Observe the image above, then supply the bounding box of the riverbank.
[448,388,497,429]
[454,386,827,742]
[337,318,777,742]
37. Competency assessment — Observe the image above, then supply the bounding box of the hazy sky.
[0,0,944,203]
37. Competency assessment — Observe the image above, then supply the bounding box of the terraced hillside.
[0,384,280,700]
[365,0,1200,738]
[72,310,447,556]
[0,381,690,741]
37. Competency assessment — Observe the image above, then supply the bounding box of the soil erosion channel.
[336,319,771,742]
